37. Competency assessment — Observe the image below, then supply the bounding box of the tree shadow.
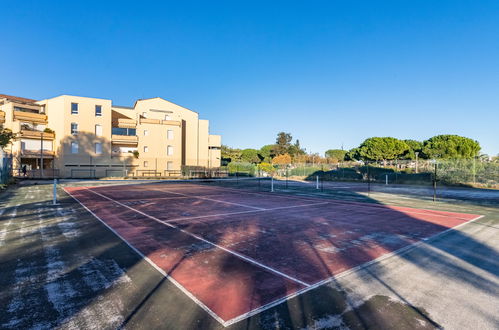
[57,132,135,179]
[1,179,497,329]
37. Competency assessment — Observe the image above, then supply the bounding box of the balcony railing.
[140,118,161,125]
[111,134,138,144]
[162,119,181,126]
[21,149,55,157]
[117,118,137,128]
[139,117,181,126]
[13,110,48,123]
[19,129,55,140]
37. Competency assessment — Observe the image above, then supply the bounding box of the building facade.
[0,94,221,178]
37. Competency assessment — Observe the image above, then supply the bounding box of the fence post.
[385,174,388,185]
[271,176,274,192]
[52,179,58,205]
[473,157,476,184]
[316,175,319,189]
[285,168,288,189]
[433,161,437,202]
[367,162,371,196]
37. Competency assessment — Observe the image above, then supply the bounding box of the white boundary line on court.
[146,186,266,210]
[163,201,331,224]
[84,188,310,288]
[63,188,227,326]
[65,184,486,327]
[221,213,486,326]
[324,199,479,222]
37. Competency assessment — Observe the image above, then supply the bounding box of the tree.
[258,144,276,162]
[422,135,480,159]
[272,153,292,165]
[345,148,361,161]
[325,149,347,161]
[240,148,260,163]
[274,132,293,155]
[221,145,242,164]
[402,140,423,160]
[288,139,306,158]
[358,137,409,163]
[0,128,16,150]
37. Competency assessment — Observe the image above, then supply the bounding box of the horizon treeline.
[222,133,494,165]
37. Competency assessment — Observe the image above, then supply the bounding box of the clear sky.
[2,1,498,156]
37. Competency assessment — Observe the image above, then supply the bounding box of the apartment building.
[0,93,221,178]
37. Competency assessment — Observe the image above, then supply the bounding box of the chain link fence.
[221,159,499,189]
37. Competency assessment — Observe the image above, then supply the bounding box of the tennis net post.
[52,178,58,205]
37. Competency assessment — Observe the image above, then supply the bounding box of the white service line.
[84,188,310,288]
[145,186,267,211]
[164,201,331,224]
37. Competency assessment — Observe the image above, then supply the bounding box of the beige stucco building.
[0,93,221,178]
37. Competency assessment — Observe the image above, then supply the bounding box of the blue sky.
[2,1,498,156]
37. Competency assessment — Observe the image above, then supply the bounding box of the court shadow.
[1,179,497,329]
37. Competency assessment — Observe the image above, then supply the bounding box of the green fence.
[0,154,13,185]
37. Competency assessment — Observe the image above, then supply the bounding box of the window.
[143,161,148,167]
[142,112,147,118]
[144,130,149,136]
[71,103,78,114]
[143,146,148,152]
[71,142,79,154]
[167,161,173,171]
[167,129,174,140]
[95,124,102,136]
[112,127,136,136]
[95,105,102,116]
[167,145,174,156]
[95,143,102,154]
[71,123,78,135]
[164,114,171,120]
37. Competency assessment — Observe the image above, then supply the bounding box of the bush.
[257,162,275,174]
[227,162,257,176]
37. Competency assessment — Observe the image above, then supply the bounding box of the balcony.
[21,149,55,157]
[162,119,181,126]
[117,118,137,128]
[112,134,138,145]
[19,129,55,140]
[140,118,161,125]
[13,110,48,124]
[0,111,4,123]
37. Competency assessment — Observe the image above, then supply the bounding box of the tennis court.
[64,180,482,327]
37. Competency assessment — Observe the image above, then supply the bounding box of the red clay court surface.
[64,183,482,326]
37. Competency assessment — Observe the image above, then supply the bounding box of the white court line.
[164,201,331,224]
[324,199,479,222]
[222,213,486,326]
[64,188,227,326]
[66,186,486,327]
[84,188,310,288]
[144,186,267,211]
